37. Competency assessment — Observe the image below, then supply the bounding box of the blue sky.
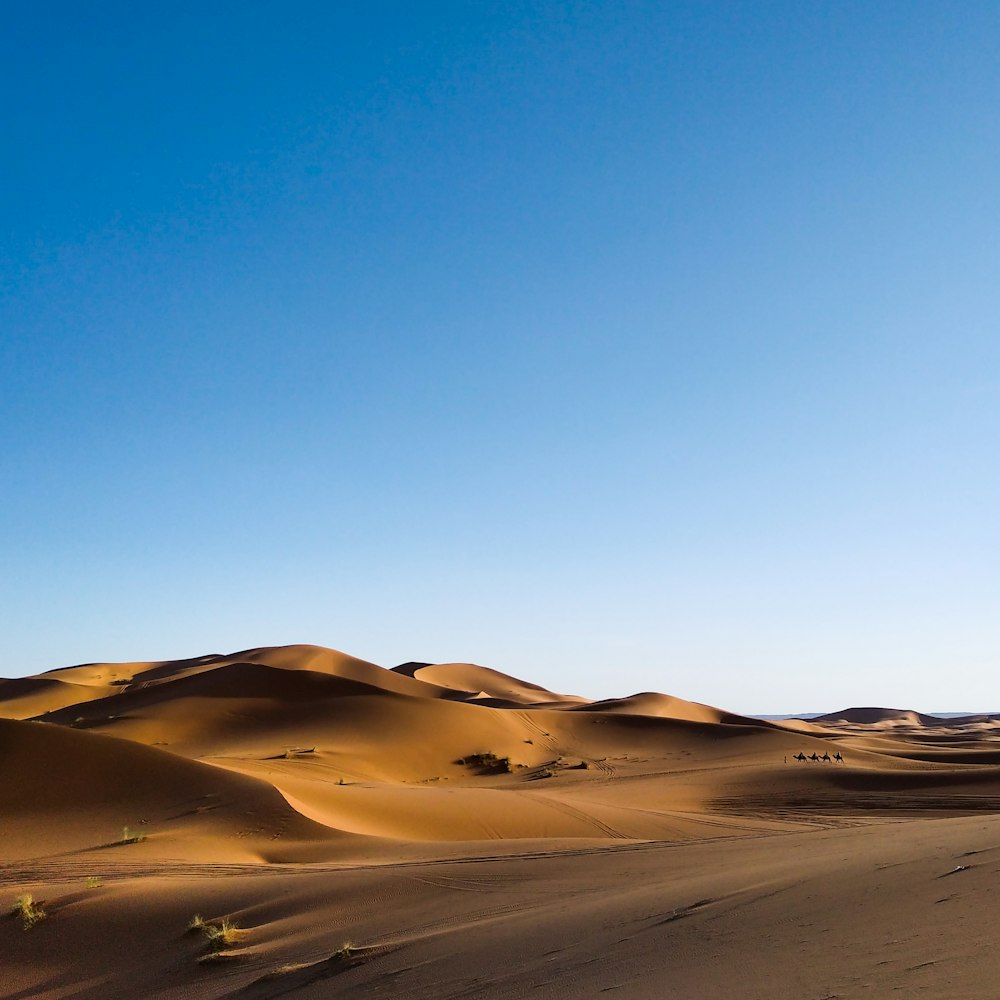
[2,1,998,711]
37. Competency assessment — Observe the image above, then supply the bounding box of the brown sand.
[3,644,1000,998]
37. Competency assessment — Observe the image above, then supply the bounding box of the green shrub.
[10,894,46,930]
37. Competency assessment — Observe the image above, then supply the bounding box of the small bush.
[85,876,102,889]
[10,894,46,930]
[189,915,245,956]
[458,752,512,774]
[119,826,145,844]
[204,917,242,952]
[331,941,356,961]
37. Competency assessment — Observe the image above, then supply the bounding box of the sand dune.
[0,676,101,720]
[571,689,773,726]
[393,660,588,706]
[813,706,949,726]
[4,643,1000,998]
[0,717,342,864]
[814,705,1000,732]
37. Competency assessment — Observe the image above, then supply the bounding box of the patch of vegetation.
[324,940,368,972]
[85,876,102,889]
[331,941,356,962]
[283,746,316,759]
[457,752,513,774]
[10,894,46,930]
[204,917,243,952]
[108,678,131,686]
[118,825,145,844]
[189,915,246,959]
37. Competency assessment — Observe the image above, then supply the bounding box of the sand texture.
[3,644,1000,998]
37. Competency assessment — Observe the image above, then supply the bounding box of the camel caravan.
[790,751,844,763]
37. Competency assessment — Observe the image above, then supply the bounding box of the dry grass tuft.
[330,941,356,961]
[204,917,243,952]
[189,915,246,958]
[10,894,46,930]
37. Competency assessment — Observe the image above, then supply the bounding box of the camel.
[808,752,820,762]
[820,752,832,763]
[793,752,807,762]
[834,751,844,764]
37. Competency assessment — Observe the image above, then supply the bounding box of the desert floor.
[3,645,1000,999]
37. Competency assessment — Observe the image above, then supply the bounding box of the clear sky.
[2,1,998,711]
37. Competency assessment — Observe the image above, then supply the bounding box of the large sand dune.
[3,644,1000,998]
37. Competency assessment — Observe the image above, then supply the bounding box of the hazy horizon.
[3,2,998,712]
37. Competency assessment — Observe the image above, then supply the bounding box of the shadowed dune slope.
[32,662,582,767]
[0,718,341,861]
[0,676,102,720]
[0,657,215,719]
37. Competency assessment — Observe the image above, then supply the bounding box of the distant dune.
[4,643,1000,998]
[811,706,1000,728]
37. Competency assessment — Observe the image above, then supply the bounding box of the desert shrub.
[10,894,46,930]
[458,752,512,774]
[119,826,145,844]
[204,917,242,952]
[189,915,245,956]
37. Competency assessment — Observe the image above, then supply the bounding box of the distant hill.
[756,709,1000,723]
